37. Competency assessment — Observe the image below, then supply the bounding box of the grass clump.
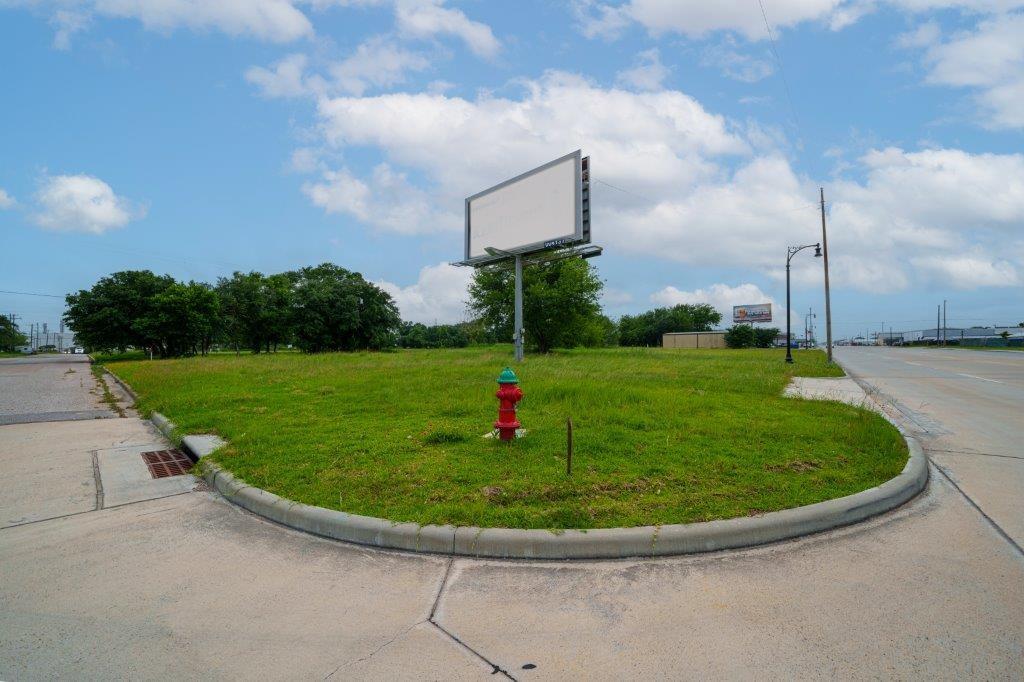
[107,346,903,529]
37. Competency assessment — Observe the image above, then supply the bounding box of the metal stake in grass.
[566,416,573,476]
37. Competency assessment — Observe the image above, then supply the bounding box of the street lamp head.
[814,243,822,257]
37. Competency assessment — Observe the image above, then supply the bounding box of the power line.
[758,0,803,138]
[0,289,64,298]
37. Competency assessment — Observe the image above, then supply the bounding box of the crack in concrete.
[931,462,1024,558]
[927,449,1024,461]
[0,489,197,531]
[91,449,104,510]
[427,558,517,680]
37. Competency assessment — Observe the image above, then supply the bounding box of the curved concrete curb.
[148,410,928,560]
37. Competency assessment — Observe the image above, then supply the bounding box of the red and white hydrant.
[494,367,523,441]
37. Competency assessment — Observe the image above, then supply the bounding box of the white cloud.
[0,188,15,209]
[315,70,747,202]
[615,48,669,91]
[50,9,90,49]
[329,36,431,95]
[32,173,142,234]
[247,39,430,99]
[377,261,472,323]
[907,12,1024,129]
[246,53,311,98]
[301,68,1024,293]
[651,282,784,324]
[701,40,775,82]
[302,163,457,233]
[911,254,1021,288]
[394,0,500,58]
[578,0,844,41]
[61,0,315,44]
[576,1,1024,41]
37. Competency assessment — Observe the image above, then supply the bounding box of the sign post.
[514,254,523,362]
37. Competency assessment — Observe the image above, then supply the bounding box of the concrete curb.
[148,409,928,560]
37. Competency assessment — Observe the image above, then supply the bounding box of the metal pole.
[943,299,947,346]
[937,305,941,347]
[785,252,793,363]
[820,188,833,362]
[514,254,524,362]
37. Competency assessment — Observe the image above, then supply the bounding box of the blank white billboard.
[465,151,583,263]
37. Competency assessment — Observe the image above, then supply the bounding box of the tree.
[134,282,220,357]
[290,263,400,352]
[64,270,175,352]
[468,256,604,353]
[0,317,28,352]
[618,304,721,347]
[753,327,780,348]
[724,324,756,348]
[216,271,294,353]
[398,322,470,349]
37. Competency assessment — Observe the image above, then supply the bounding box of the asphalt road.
[1,353,1021,680]
[836,346,1024,549]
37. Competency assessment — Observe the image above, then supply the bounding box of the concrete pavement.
[1,353,1022,680]
[836,346,1024,550]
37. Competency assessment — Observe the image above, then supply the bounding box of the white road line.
[903,361,925,367]
[957,373,1003,384]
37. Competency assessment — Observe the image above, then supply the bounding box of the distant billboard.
[733,303,772,324]
[464,150,588,265]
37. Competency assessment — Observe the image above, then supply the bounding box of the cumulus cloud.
[32,173,142,234]
[394,0,500,58]
[376,261,472,323]
[302,163,457,233]
[615,48,669,91]
[28,0,314,46]
[903,12,1024,129]
[298,68,1024,292]
[576,1,1024,41]
[910,254,1021,288]
[650,282,785,323]
[701,40,774,82]
[0,188,15,209]
[577,0,844,41]
[246,53,311,98]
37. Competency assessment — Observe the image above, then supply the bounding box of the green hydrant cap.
[497,367,519,384]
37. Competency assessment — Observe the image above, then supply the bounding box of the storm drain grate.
[141,449,193,479]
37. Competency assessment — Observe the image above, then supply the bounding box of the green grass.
[106,346,904,529]
[0,351,26,358]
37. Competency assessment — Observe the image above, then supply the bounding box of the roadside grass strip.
[106,346,905,529]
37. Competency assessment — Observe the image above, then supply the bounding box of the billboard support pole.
[514,254,524,362]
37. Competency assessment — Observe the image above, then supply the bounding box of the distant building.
[662,331,727,349]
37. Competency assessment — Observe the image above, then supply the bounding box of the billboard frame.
[462,150,587,266]
[733,303,772,324]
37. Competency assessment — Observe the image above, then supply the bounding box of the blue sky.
[1,0,1022,341]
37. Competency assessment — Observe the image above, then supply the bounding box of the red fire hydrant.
[494,367,523,441]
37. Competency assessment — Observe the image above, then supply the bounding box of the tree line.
[64,264,400,357]
[63,256,751,357]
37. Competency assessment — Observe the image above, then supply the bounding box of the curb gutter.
[148,410,928,560]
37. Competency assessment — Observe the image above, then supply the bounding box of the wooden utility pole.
[819,188,833,362]
[943,299,947,346]
[937,305,941,346]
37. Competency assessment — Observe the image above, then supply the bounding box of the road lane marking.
[956,373,1003,384]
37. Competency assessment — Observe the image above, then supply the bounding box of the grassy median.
[106,346,906,529]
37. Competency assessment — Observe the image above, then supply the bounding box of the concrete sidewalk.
[1,354,1022,680]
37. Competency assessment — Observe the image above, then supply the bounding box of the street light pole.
[820,188,833,362]
[785,242,822,363]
